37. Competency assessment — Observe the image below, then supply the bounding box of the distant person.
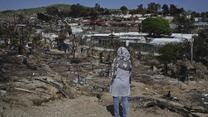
[110,47,132,117]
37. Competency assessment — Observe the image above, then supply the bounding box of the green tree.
[205,12,208,21]
[201,12,208,21]
[59,8,71,18]
[194,29,208,65]
[37,13,51,22]
[46,6,59,17]
[102,8,111,15]
[142,17,172,37]
[169,4,184,16]
[173,14,193,33]
[95,3,105,15]
[169,4,177,16]
[17,14,24,23]
[95,3,101,11]
[191,11,200,18]
[162,4,169,15]
[70,4,90,17]
[137,4,145,14]
[90,8,98,20]
[147,2,161,14]
[158,43,183,63]
[158,43,183,74]
[120,6,128,14]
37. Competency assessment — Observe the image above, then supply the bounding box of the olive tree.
[142,17,172,37]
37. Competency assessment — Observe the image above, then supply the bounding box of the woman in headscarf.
[110,47,132,117]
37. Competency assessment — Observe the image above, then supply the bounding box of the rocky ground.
[0,48,208,117]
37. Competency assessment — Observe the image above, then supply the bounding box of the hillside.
[0,4,72,18]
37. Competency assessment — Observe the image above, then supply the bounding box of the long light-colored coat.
[110,47,132,97]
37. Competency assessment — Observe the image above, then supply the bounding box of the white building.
[171,33,198,42]
[150,33,198,46]
[71,26,83,35]
[82,32,148,47]
[194,22,208,30]
[150,38,183,46]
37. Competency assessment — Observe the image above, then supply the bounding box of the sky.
[0,0,208,12]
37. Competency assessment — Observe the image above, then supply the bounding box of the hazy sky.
[0,0,208,12]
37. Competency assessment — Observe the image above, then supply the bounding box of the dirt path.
[2,96,181,117]
[2,81,182,117]
[3,96,111,117]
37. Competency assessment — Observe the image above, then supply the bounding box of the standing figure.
[110,47,132,117]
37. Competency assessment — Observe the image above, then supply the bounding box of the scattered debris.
[129,96,207,117]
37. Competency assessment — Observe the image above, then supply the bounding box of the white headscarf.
[117,47,130,61]
[111,47,132,78]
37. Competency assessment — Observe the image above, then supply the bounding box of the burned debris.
[0,2,208,117]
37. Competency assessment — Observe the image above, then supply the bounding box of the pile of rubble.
[1,47,207,117]
[0,47,112,108]
[131,59,208,116]
[144,59,208,81]
[0,52,75,108]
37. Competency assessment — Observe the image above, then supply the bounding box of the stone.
[0,90,6,97]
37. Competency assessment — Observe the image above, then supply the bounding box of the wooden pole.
[190,38,194,63]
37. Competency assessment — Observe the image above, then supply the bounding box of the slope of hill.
[0,4,72,19]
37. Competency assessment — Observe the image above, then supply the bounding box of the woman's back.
[110,47,132,97]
